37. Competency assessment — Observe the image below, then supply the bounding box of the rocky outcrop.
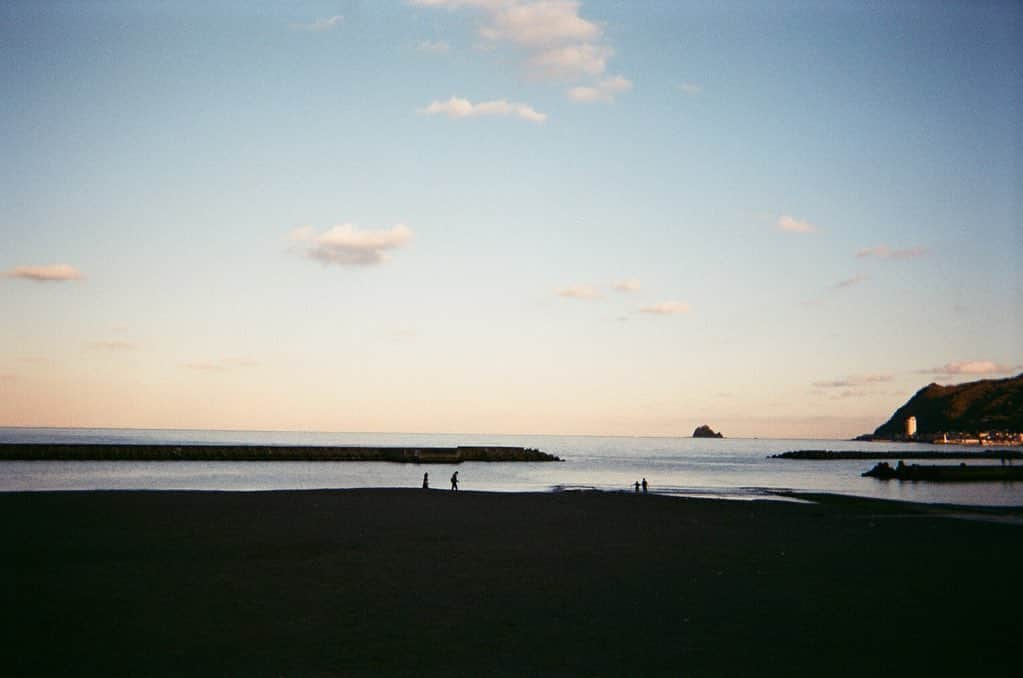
[692,425,723,439]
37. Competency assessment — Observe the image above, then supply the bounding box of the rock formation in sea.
[692,425,724,439]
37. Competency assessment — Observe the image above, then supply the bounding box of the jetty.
[863,462,1023,482]
[0,443,562,463]
[773,449,1022,461]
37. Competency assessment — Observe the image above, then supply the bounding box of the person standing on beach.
[642,478,648,493]
[451,471,459,491]
[422,472,429,489]
[634,481,640,493]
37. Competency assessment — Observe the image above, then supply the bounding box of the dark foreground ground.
[3,489,1021,676]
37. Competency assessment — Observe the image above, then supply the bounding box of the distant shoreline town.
[856,372,1023,446]
[856,425,1023,447]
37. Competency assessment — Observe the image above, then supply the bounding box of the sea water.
[1,427,1021,506]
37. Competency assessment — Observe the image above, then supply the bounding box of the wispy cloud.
[834,273,868,289]
[776,216,816,234]
[921,361,1019,376]
[477,0,602,47]
[417,39,450,53]
[3,264,84,282]
[567,74,632,103]
[613,279,641,293]
[678,82,702,95]
[412,0,627,96]
[290,223,413,267]
[529,42,612,80]
[813,374,893,389]
[419,96,547,122]
[856,245,928,260]
[829,390,868,400]
[292,15,344,31]
[639,301,690,315]
[86,340,136,351]
[182,358,258,373]
[556,284,602,300]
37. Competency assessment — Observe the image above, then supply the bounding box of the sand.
[4,489,1021,676]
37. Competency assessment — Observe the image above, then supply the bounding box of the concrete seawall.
[0,444,562,463]
[774,449,1022,460]
[862,462,1023,482]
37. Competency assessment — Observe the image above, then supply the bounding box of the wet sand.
[4,489,1021,676]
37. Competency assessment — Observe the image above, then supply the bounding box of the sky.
[1,0,1021,438]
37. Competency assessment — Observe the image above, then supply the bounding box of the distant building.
[905,416,917,438]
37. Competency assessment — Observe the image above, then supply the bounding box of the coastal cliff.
[868,373,1023,439]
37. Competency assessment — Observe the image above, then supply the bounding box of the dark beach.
[5,489,1021,677]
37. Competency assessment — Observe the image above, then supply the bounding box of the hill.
[871,372,1023,438]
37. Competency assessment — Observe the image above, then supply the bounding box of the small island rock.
[693,425,724,439]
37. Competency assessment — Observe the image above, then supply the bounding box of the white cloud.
[290,223,414,266]
[812,374,893,389]
[529,43,611,79]
[678,82,702,95]
[556,284,602,300]
[921,361,1019,376]
[568,74,632,102]
[834,273,868,289]
[856,245,928,260]
[292,15,344,31]
[417,40,451,53]
[613,279,641,293]
[294,15,344,31]
[3,264,84,282]
[480,0,602,47]
[639,301,690,315]
[413,0,626,91]
[419,96,547,122]
[777,216,816,233]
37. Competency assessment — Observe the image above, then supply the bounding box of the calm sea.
[2,427,1021,506]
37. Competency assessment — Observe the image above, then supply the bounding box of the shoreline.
[5,488,1021,676]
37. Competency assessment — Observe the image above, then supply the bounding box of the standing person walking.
[450,471,459,491]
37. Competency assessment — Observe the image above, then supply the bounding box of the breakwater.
[773,449,1022,460]
[863,462,1023,482]
[0,443,561,463]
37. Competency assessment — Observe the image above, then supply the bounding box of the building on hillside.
[905,416,917,438]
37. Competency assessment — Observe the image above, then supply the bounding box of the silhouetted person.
[451,471,459,491]
[634,481,640,493]
[642,478,648,493]
[422,472,429,489]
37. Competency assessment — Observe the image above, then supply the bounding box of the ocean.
[2,427,1021,506]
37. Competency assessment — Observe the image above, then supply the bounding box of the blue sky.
[2,1,1020,437]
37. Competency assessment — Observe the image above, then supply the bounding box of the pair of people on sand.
[422,471,459,490]
[634,478,648,493]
